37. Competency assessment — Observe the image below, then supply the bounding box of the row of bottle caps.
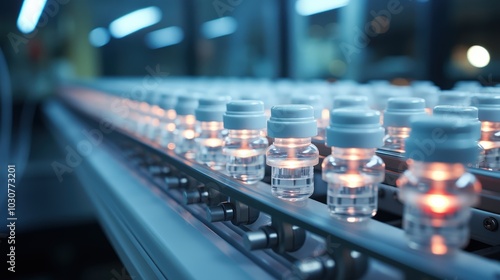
[63,78,497,256]
[88,77,500,112]
[67,78,500,169]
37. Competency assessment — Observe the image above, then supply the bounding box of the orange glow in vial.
[397,116,481,255]
[382,97,426,153]
[222,101,268,184]
[266,105,319,201]
[472,94,500,171]
[322,109,385,222]
[194,97,230,170]
[174,96,199,159]
[156,92,178,147]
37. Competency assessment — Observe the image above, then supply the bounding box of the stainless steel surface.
[44,100,277,280]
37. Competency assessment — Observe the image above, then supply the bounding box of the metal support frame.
[43,101,275,280]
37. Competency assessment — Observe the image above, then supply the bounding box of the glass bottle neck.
[386,126,411,138]
[407,160,466,181]
[481,121,500,132]
[177,114,196,125]
[274,138,312,147]
[331,147,376,160]
[199,121,224,131]
[479,122,500,149]
[228,129,263,138]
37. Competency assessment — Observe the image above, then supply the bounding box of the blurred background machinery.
[1,0,500,279]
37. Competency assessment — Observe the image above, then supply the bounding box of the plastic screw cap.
[223,100,267,130]
[175,95,199,116]
[371,89,402,111]
[158,91,177,110]
[332,95,368,109]
[471,94,500,122]
[383,97,426,127]
[438,90,470,106]
[327,108,384,148]
[267,105,317,138]
[454,80,481,90]
[405,115,479,164]
[195,96,230,122]
[433,106,481,140]
[291,95,323,119]
[412,85,439,108]
[479,87,500,94]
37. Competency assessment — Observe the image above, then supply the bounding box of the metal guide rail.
[48,84,500,280]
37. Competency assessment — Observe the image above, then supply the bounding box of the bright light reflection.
[166,123,176,132]
[17,0,47,34]
[109,6,162,38]
[145,26,184,49]
[424,194,453,214]
[295,0,350,16]
[183,130,195,140]
[204,138,223,147]
[185,115,196,125]
[431,235,448,255]
[467,45,490,68]
[201,17,237,39]
[166,110,177,120]
[234,149,260,158]
[89,27,110,47]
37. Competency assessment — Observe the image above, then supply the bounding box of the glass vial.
[223,100,268,184]
[397,116,481,255]
[157,91,177,149]
[472,94,500,171]
[266,105,319,201]
[174,95,199,159]
[194,97,229,170]
[322,109,385,222]
[131,91,151,137]
[145,92,162,141]
[382,97,426,153]
[433,105,483,168]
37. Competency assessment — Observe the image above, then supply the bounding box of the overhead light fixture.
[17,0,48,34]
[145,26,184,49]
[467,45,490,68]
[201,17,237,39]
[89,27,110,47]
[295,0,349,16]
[109,6,162,39]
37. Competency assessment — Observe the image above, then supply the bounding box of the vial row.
[63,78,497,256]
[77,78,500,174]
